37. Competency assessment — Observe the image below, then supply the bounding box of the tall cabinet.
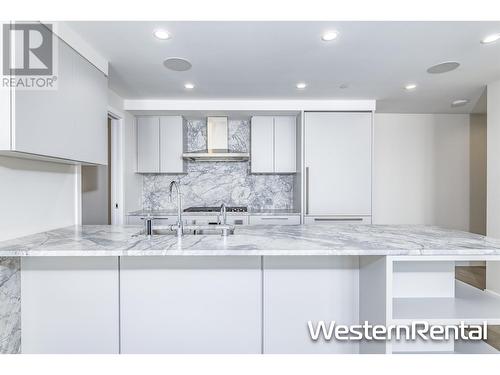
[304,112,372,223]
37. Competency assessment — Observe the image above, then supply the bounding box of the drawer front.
[126,216,143,225]
[184,215,249,225]
[304,216,372,224]
[153,217,178,226]
[126,216,178,226]
[225,215,249,226]
[183,215,219,225]
[249,215,301,225]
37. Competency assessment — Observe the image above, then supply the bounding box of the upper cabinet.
[137,117,160,173]
[251,116,296,173]
[1,35,108,165]
[136,116,186,174]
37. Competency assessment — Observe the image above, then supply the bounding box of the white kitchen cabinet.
[177,215,248,226]
[249,215,301,225]
[304,216,372,224]
[263,256,359,353]
[304,112,372,216]
[160,116,187,173]
[274,116,297,173]
[21,257,119,354]
[251,116,296,173]
[126,215,178,225]
[3,36,108,165]
[120,256,262,353]
[137,116,186,173]
[137,117,160,173]
[224,215,249,225]
[251,116,274,173]
[126,215,144,225]
[183,215,218,225]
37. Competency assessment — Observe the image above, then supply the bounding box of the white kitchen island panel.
[119,256,262,354]
[263,256,360,353]
[21,257,119,354]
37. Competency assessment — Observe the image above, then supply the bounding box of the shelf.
[392,280,500,325]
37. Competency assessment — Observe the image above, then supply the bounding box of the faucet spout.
[169,181,183,237]
[219,203,227,225]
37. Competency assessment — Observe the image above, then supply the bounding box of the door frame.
[108,108,124,225]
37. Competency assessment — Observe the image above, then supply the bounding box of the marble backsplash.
[0,257,20,354]
[142,119,296,210]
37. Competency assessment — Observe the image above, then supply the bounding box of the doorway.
[81,113,123,225]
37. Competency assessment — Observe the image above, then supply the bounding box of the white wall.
[486,80,500,295]
[373,114,470,231]
[0,157,78,241]
[469,114,487,235]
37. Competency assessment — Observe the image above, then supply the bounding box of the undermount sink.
[135,224,236,237]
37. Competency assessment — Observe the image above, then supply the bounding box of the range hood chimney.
[182,117,250,161]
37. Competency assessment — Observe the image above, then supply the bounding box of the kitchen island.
[1,224,500,355]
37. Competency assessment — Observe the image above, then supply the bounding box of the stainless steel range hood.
[182,116,250,161]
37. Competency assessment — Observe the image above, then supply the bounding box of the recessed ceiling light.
[404,83,417,91]
[321,31,339,41]
[184,83,195,90]
[153,29,171,40]
[481,33,500,44]
[451,99,469,107]
[163,58,192,71]
[427,61,460,74]
[296,82,307,89]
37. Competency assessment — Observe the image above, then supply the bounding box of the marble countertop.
[1,224,500,257]
[127,209,300,217]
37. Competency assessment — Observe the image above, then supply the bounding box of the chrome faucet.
[219,203,227,225]
[169,180,183,237]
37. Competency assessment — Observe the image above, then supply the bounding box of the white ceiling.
[68,21,500,113]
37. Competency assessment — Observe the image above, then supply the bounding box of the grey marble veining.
[142,119,295,211]
[0,257,20,354]
[1,225,500,257]
[127,208,300,217]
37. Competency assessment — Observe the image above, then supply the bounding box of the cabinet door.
[251,116,274,173]
[72,46,108,164]
[137,117,159,173]
[263,256,359,353]
[274,116,296,173]
[305,112,372,216]
[249,215,301,225]
[13,39,107,164]
[21,257,119,354]
[304,215,372,224]
[160,116,186,173]
[120,256,262,354]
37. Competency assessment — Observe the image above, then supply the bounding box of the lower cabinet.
[20,256,361,354]
[119,256,262,354]
[126,215,178,226]
[21,257,119,354]
[263,256,360,354]
[304,215,372,224]
[249,215,301,225]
